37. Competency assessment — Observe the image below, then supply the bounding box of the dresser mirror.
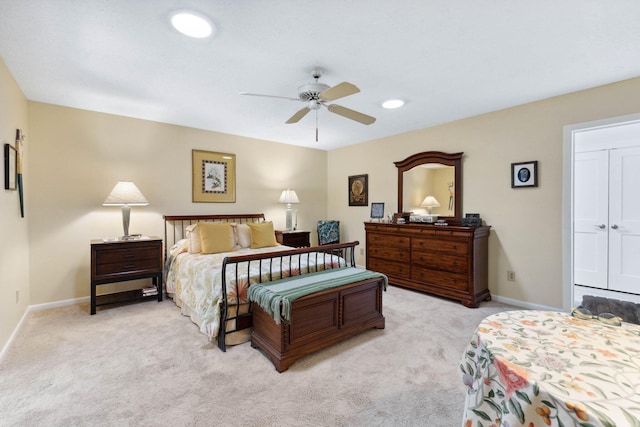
[395,151,463,221]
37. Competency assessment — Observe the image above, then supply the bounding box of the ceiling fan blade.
[286,107,310,124]
[319,82,360,101]
[327,104,376,125]
[240,92,300,102]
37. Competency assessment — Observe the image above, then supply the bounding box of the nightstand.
[90,237,163,314]
[275,230,310,248]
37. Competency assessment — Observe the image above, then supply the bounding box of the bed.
[163,214,367,351]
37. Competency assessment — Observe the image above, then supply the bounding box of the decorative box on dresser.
[365,222,491,307]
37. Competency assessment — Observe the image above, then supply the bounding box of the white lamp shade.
[420,196,440,208]
[278,189,300,204]
[103,181,149,206]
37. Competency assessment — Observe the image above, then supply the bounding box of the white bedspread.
[165,243,344,340]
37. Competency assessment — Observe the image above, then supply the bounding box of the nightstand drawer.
[95,258,161,276]
[94,246,160,264]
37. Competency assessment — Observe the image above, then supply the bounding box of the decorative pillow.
[185,223,202,254]
[235,223,252,248]
[199,222,235,254]
[169,239,188,257]
[247,221,278,249]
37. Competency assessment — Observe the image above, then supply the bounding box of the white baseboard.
[491,294,563,312]
[0,296,89,362]
[27,296,89,312]
[0,308,30,362]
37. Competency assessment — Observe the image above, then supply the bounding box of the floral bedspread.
[165,243,343,339]
[460,310,640,427]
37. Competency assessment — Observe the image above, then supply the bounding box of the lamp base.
[285,206,293,231]
[120,234,142,240]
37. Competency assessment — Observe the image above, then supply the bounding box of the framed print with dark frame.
[192,150,236,202]
[4,143,17,190]
[370,202,385,220]
[511,161,538,188]
[348,174,368,206]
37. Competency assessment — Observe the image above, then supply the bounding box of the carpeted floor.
[0,286,515,426]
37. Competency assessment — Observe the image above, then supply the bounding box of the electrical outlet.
[507,271,516,282]
[360,248,364,255]
[15,290,19,304]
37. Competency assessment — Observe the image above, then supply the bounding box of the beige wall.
[0,58,30,350]
[328,76,640,309]
[27,103,327,305]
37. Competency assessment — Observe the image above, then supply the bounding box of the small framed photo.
[348,174,368,206]
[4,143,17,191]
[192,150,236,202]
[370,202,385,219]
[511,161,538,188]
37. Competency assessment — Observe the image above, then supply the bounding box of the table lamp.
[278,189,300,231]
[103,181,149,239]
[420,195,440,215]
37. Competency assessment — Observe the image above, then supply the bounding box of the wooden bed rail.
[218,241,360,351]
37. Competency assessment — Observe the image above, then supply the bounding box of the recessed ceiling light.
[382,99,405,109]
[171,11,213,38]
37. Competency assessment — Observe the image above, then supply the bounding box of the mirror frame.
[395,151,463,221]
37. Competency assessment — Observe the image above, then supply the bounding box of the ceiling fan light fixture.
[170,11,213,38]
[382,99,405,109]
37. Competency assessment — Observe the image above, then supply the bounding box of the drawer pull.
[123,254,135,258]
[123,264,135,269]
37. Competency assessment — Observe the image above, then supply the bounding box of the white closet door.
[609,146,640,293]
[574,150,609,288]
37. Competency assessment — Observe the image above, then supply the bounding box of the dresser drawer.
[367,258,410,279]
[94,246,160,264]
[413,252,468,272]
[95,258,160,276]
[434,229,471,239]
[412,266,468,291]
[412,238,468,256]
[367,246,410,262]
[367,233,410,248]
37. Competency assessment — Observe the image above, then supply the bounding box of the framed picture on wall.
[511,161,538,188]
[4,143,17,190]
[348,174,368,206]
[370,202,385,219]
[192,150,236,202]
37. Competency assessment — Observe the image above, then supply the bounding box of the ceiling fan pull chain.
[316,109,319,142]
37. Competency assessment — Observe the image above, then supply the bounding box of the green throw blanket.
[248,267,388,325]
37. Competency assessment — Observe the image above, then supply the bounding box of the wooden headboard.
[163,214,266,259]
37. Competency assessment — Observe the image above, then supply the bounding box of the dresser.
[365,222,490,307]
[90,237,163,314]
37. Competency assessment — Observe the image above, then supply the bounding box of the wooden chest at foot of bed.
[250,277,386,372]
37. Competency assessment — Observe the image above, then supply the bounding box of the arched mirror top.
[395,151,463,221]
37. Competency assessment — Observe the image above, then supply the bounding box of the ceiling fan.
[240,67,376,142]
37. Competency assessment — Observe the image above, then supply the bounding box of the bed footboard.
[218,241,359,351]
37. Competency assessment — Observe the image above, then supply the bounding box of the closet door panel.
[609,146,640,293]
[573,150,609,288]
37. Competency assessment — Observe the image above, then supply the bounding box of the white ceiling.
[1,1,640,151]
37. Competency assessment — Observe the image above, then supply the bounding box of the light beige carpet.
[0,286,515,426]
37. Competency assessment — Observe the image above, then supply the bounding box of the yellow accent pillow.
[198,222,235,254]
[247,221,278,249]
